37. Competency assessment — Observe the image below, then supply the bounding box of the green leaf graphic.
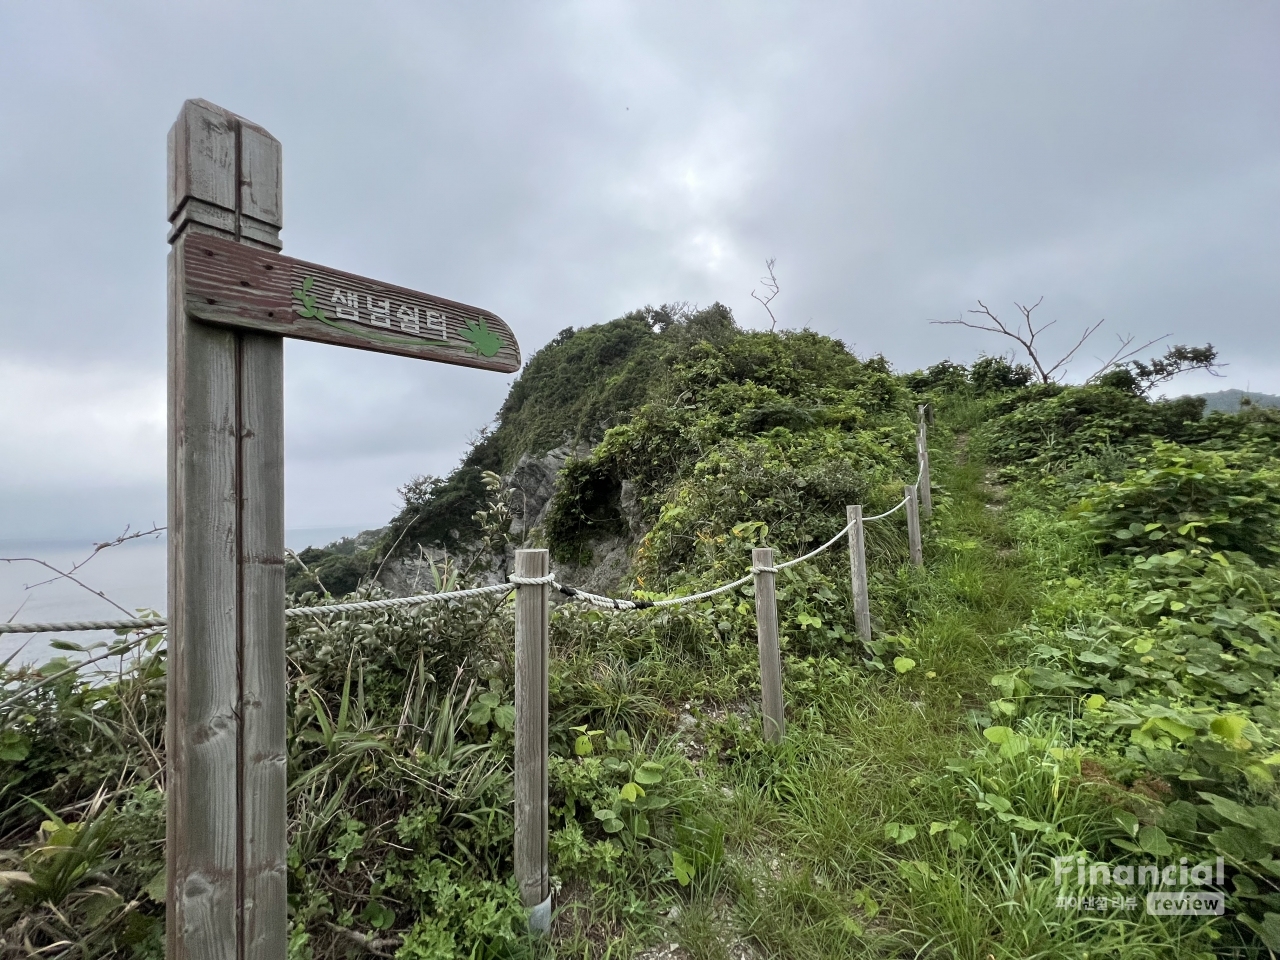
[458,317,503,358]
[292,278,326,321]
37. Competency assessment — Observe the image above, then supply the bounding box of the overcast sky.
[1,1,1276,541]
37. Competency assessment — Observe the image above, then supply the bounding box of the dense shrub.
[982,384,1205,474]
[1072,441,1280,562]
[970,354,1034,395]
[544,329,912,568]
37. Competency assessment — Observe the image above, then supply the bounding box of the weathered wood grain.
[905,484,923,568]
[168,98,286,960]
[514,550,550,910]
[238,335,287,960]
[752,547,785,743]
[917,419,933,518]
[846,505,872,644]
[181,235,520,372]
[168,240,241,960]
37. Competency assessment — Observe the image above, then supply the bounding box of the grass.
[561,400,1219,959]
[2,386,1237,958]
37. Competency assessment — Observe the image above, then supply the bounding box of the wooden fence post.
[916,406,933,519]
[905,484,923,568]
[846,506,872,644]
[514,549,551,933]
[752,547,785,742]
[167,100,286,960]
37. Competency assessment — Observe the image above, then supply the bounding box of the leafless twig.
[285,548,330,597]
[1085,332,1170,382]
[751,258,781,332]
[2,524,166,620]
[324,922,401,956]
[931,298,1148,384]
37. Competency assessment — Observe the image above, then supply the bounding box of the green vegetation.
[5,310,1280,957]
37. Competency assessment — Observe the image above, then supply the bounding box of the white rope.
[0,581,521,634]
[646,573,756,608]
[286,580,515,618]
[3,464,925,632]
[863,497,909,522]
[0,617,166,635]
[775,520,854,571]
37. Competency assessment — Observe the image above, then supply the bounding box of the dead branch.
[931,298,1125,385]
[1085,332,1170,382]
[1,557,136,619]
[14,523,165,594]
[285,548,330,597]
[324,923,401,957]
[751,258,780,332]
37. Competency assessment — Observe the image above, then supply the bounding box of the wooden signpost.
[166,99,519,960]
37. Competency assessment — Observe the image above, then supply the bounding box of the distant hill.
[1195,389,1280,414]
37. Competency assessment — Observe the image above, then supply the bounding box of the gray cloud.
[2,1,1276,538]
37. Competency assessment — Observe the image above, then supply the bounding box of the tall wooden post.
[752,547,785,743]
[514,549,550,932]
[846,506,872,644]
[916,405,933,519]
[167,100,286,960]
[905,484,923,568]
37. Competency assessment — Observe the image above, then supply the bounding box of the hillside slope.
[9,318,1280,957]
[1196,388,1280,415]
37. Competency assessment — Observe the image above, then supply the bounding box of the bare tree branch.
[1084,332,1170,382]
[1043,317,1107,381]
[933,298,1055,383]
[933,298,1116,385]
[933,297,1223,392]
[751,258,780,332]
[1,524,165,623]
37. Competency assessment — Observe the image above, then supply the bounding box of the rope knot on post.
[508,573,557,586]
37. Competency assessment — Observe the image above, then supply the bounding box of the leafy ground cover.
[2,317,1278,957]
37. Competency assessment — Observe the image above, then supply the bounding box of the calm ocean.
[1,527,365,666]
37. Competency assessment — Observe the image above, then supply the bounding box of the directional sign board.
[182,234,520,371]
[165,98,522,960]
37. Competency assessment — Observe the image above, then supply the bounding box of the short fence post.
[905,485,923,568]
[752,547,786,743]
[917,407,933,519]
[846,506,872,644]
[514,549,551,933]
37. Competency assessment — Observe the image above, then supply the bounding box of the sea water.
[0,527,365,667]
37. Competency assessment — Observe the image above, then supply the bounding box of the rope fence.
[1,405,937,938]
[0,492,917,633]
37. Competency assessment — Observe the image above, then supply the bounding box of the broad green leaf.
[672,850,695,886]
[1210,714,1250,743]
[493,704,516,732]
[1198,792,1258,828]
[884,822,917,844]
[143,868,167,902]
[1138,825,1172,856]
[894,657,916,674]
[634,762,664,785]
[983,726,1014,744]
[1114,810,1139,837]
[981,793,1012,814]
